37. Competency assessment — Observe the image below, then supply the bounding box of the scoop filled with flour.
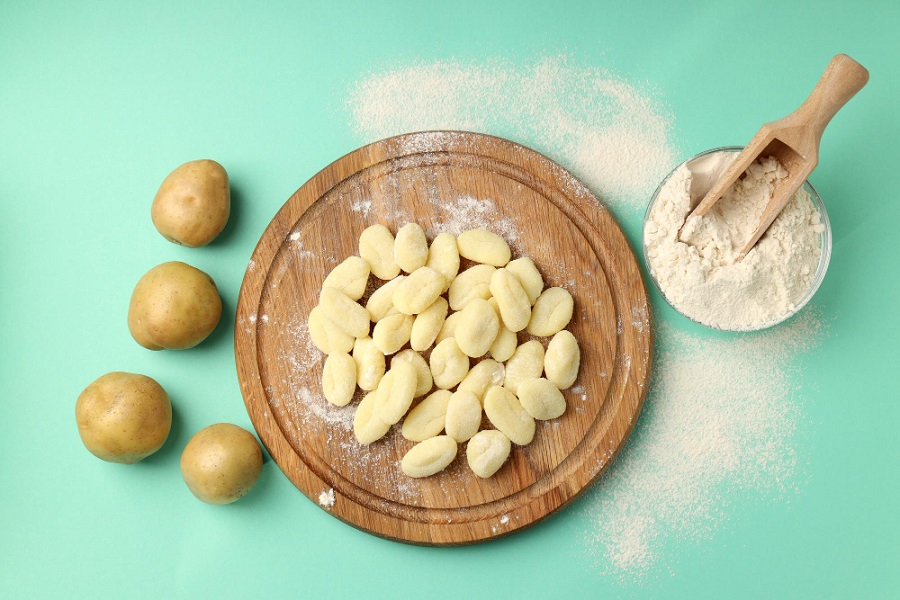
[644,149,827,331]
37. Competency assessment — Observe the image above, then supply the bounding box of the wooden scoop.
[683,54,869,257]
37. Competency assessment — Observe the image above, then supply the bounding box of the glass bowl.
[642,146,832,332]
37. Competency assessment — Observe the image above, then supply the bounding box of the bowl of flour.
[643,147,831,331]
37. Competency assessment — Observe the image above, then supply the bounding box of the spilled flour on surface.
[341,54,828,581]
[582,311,826,581]
[348,55,675,210]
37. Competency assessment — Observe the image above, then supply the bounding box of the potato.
[128,261,222,350]
[180,423,263,505]
[75,372,172,464]
[151,159,230,247]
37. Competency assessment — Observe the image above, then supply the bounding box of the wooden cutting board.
[235,131,652,545]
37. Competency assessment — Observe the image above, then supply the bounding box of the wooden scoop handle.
[787,54,869,147]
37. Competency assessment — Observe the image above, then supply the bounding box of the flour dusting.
[348,55,675,210]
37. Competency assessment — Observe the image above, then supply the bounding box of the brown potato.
[75,372,172,464]
[180,423,263,505]
[128,261,222,350]
[151,159,230,247]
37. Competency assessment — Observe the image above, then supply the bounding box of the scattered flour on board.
[318,488,336,509]
[344,54,829,582]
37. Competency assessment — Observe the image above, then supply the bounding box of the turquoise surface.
[2,1,898,597]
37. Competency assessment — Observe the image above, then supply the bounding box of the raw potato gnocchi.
[517,377,566,420]
[359,224,401,280]
[504,340,545,394]
[527,287,574,336]
[506,257,543,305]
[457,229,511,266]
[352,337,385,391]
[391,350,433,397]
[445,390,481,442]
[467,430,512,478]
[484,386,535,445]
[322,256,370,301]
[393,266,444,315]
[353,390,391,444]
[430,338,470,390]
[448,264,495,311]
[410,297,448,351]
[308,306,354,355]
[402,390,451,442]
[319,287,370,338]
[322,352,357,407]
[426,232,459,291]
[372,312,413,355]
[310,222,583,480]
[490,268,532,332]
[365,275,405,322]
[373,362,417,425]
[457,359,505,403]
[401,435,458,478]
[544,330,581,389]
[455,298,499,358]
[394,223,428,273]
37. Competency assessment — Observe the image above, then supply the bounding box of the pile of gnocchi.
[308,223,581,479]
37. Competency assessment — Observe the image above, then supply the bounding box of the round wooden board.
[235,131,652,545]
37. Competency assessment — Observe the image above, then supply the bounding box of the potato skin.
[180,424,263,505]
[151,159,230,247]
[127,261,222,350]
[75,372,172,464]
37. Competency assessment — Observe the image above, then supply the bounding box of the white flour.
[645,152,824,330]
[348,56,674,210]
[337,55,828,581]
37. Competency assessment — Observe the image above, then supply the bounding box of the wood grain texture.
[234,131,652,545]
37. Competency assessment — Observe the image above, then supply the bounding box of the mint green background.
[2,1,898,598]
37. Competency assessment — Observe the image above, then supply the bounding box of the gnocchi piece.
[307,306,354,355]
[466,429,512,478]
[544,330,581,389]
[372,312,413,355]
[394,223,429,273]
[457,229,511,266]
[401,435,458,478]
[353,390,391,444]
[352,337,385,391]
[393,266,445,315]
[490,325,517,363]
[506,257,543,305]
[318,287,371,338]
[457,359,505,403]
[517,377,566,420]
[373,361,418,425]
[365,275,405,322]
[448,264,496,311]
[425,233,460,291]
[483,386,535,445]
[401,389,451,442]
[391,349,433,397]
[321,352,357,407]
[410,297,448,351]
[489,268,532,332]
[322,256,370,301]
[429,338,470,389]
[455,298,500,358]
[503,340,545,395]
[527,287,574,336]
[435,311,463,345]
[359,224,401,280]
[444,390,482,442]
